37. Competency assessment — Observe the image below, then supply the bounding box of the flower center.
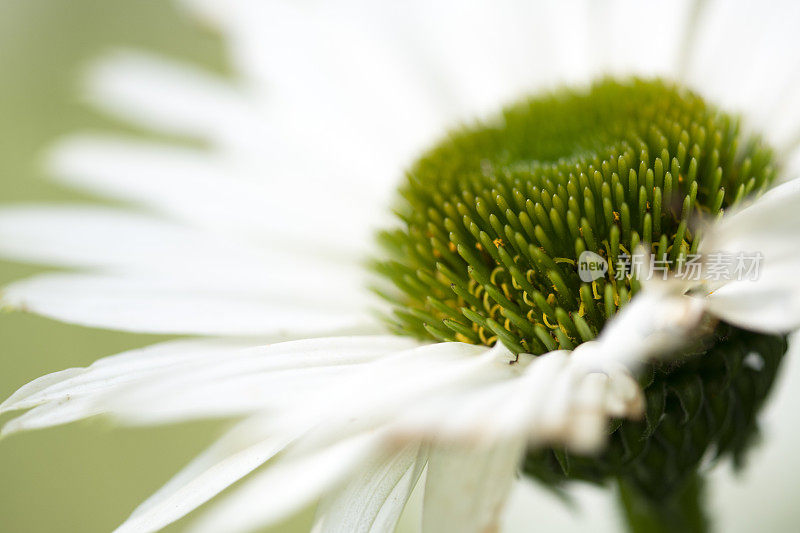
[375,78,789,509]
[374,78,776,354]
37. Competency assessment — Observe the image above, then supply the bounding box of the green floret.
[373,78,776,354]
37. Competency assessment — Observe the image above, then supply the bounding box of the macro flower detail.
[375,78,776,353]
[373,76,792,530]
[2,1,800,533]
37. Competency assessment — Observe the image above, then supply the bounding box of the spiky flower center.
[374,78,776,354]
[374,78,788,514]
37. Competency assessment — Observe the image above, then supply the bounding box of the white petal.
[115,418,296,533]
[588,0,694,78]
[0,340,250,435]
[0,338,248,416]
[386,345,642,454]
[0,206,378,336]
[702,177,800,255]
[0,336,417,432]
[2,272,375,336]
[0,368,84,414]
[483,351,571,445]
[0,206,281,273]
[579,287,706,368]
[561,373,612,453]
[263,342,506,443]
[192,1,448,160]
[108,366,370,425]
[703,272,800,333]
[87,50,251,142]
[103,336,421,424]
[683,0,800,148]
[388,349,563,445]
[312,445,424,533]
[48,135,383,256]
[1,395,102,436]
[422,439,525,533]
[701,177,800,332]
[189,431,384,533]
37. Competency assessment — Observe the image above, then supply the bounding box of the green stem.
[616,474,709,533]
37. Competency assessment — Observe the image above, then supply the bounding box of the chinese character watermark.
[591,251,762,282]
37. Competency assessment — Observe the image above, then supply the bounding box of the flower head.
[2,2,800,533]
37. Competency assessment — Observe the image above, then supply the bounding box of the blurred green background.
[2,1,800,532]
[0,1,309,531]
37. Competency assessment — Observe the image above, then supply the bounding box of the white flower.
[2,1,800,532]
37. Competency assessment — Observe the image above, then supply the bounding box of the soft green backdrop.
[0,1,310,531]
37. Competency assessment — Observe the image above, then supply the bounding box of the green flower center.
[373,78,776,355]
[374,79,790,522]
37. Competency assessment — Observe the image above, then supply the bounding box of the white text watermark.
[577,250,763,283]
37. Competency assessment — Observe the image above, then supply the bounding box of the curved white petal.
[311,444,425,533]
[0,205,380,337]
[386,344,645,453]
[103,337,421,424]
[0,336,418,433]
[422,439,525,533]
[115,418,297,533]
[261,342,510,443]
[1,395,102,435]
[702,177,800,254]
[700,177,800,332]
[587,0,695,78]
[2,272,376,336]
[0,338,250,416]
[188,431,385,533]
[0,206,298,274]
[0,368,85,414]
[87,50,251,142]
[703,278,800,333]
[682,0,800,149]
[47,136,383,255]
[387,350,566,445]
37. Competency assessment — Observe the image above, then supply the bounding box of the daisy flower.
[3,1,800,532]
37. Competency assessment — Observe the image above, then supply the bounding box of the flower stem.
[616,474,708,533]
